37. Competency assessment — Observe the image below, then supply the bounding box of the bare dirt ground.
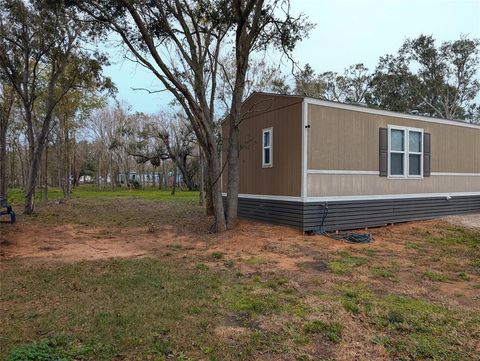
[443,214,480,230]
[1,198,479,360]
[2,208,479,305]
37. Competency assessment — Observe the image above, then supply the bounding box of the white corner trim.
[304,98,480,130]
[431,172,480,177]
[307,169,380,175]
[301,99,308,201]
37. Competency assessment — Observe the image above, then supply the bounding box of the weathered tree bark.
[24,130,50,213]
[0,124,8,198]
[226,1,269,229]
[43,140,48,200]
[176,153,194,191]
[0,87,15,198]
[199,150,205,206]
[171,164,177,196]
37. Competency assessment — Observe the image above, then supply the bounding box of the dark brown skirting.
[223,195,480,231]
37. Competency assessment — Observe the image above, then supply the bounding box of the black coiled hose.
[312,203,373,244]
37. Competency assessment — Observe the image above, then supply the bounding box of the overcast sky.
[102,0,480,114]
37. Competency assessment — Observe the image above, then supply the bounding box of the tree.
[368,35,480,121]
[319,63,372,103]
[294,64,326,98]
[0,0,111,213]
[220,0,311,229]
[293,63,373,104]
[72,0,311,232]
[71,0,234,231]
[145,113,196,191]
[87,101,134,189]
[0,83,15,198]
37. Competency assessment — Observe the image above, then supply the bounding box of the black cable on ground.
[311,203,373,244]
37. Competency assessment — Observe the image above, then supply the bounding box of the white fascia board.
[304,98,480,130]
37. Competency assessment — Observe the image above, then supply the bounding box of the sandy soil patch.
[443,213,480,230]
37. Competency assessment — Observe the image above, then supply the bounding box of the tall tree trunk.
[226,117,240,229]
[24,139,46,214]
[171,163,177,196]
[199,150,205,206]
[204,143,226,231]
[44,140,48,200]
[226,28,250,229]
[176,153,194,191]
[0,125,7,198]
[0,87,14,198]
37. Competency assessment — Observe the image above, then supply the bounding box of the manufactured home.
[221,92,480,232]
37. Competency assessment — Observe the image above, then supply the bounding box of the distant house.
[221,92,480,232]
[118,171,161,185]
[117,171,182,187]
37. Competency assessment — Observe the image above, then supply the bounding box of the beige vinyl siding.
[307,174,480,197]
[306,103,480,197]
[307,104,480,173]
[222,93,303,196]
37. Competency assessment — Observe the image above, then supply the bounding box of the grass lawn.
[1,187,479,360]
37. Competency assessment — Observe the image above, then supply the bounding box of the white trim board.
[307,170,480,177]
[223,192,480,203]
[305,192,480,202]
[304,98,480,129]
[222,193,302,202]
[431,172,480,177]
[307,170,379,175]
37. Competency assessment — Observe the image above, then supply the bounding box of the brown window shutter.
[379,128,388,177]
[423,132,431,177]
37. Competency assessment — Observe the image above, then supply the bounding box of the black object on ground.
[0,197,16,224]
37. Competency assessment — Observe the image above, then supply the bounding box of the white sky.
[102,0,480,113]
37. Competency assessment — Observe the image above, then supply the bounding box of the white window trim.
[387,125,424,179]
[262,127,273,168]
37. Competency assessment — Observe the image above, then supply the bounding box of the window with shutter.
[386,125,424,179]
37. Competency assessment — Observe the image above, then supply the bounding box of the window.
[262,128,273,168]
[388,126,423,178]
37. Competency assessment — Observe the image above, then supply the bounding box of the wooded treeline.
[282,35,480,123]
[1,0,479,233]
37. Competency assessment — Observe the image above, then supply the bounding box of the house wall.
[306,102,480,197]
[222,93,303,197]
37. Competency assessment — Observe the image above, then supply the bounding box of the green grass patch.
[371,265,398,280]
[6,336,90,361]
[1,258,310,360]
[458,272,470,281]
[303,320,343,343]
[370,295,469,360]
[423,271,449,282]
[0,258,235,359]
[405,242,422,250]
[330,281,479,360]
[328,251,368,275]
[211,252,224,260]
[244,256,269,266]
[6,186,199,206]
